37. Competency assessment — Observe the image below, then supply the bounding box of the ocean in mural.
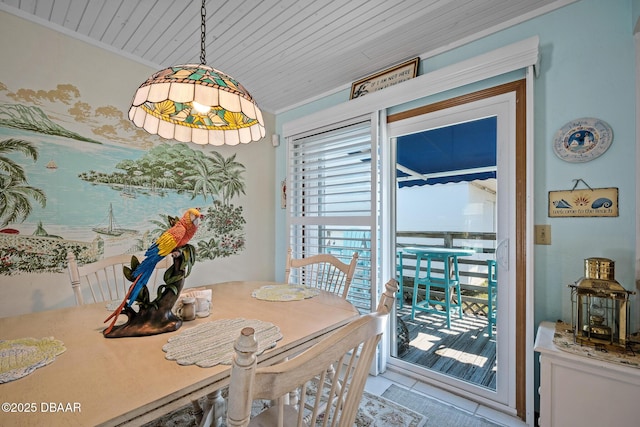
[0,85,247,275]
[0,126,249,275]
[0,127,207,235]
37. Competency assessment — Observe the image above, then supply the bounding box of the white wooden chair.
[226,278,398,427]
[284,248,358,299]
[66,251,172,306]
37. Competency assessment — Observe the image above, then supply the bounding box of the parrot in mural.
[103,208,202,334]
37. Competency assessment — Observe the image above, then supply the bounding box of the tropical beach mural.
[0,81,247,275]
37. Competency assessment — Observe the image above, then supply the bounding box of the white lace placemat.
[252,284,320,301]
[163,318,282,368]
[553,321,640,369]
[0,337,66,383]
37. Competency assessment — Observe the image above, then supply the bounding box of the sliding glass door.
[387,91,517,408]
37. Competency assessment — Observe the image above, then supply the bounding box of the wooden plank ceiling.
[0,0,575,113]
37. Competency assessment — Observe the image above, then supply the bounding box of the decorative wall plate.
[552,117,613,162]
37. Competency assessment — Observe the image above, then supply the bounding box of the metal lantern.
[569,258,634,349]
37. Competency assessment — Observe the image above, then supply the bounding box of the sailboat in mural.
[92,203,138,236]
[45,159,57,169]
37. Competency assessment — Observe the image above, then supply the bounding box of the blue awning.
[397,116,497,187]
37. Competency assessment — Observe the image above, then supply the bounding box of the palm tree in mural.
[0,139,38,182]
[218,169,246,205]
[148,214,174,240]
[185,157,219,202]
[156,170,177,190]
[0,139,46,227]
[209,151,246,205]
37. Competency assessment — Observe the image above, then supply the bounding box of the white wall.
[397,182,496,233]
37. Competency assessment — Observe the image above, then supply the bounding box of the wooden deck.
[395,305,497,390]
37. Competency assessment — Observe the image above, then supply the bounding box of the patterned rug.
[143,389,425,427]
[382,385,501,427]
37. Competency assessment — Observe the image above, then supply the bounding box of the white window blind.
[287,115,377,312]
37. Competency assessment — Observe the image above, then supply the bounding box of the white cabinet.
[534,321,640,427]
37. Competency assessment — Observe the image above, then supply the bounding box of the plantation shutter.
[286,114,378,313]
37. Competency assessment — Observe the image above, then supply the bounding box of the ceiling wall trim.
[283,36,539,137]
[0,5,160,70]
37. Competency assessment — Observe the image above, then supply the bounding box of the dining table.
[403,246,475,328]
[0,281,360,427]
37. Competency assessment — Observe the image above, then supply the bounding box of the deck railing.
[397,230,497,316]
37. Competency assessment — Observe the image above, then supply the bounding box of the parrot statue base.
[103,245,195,338]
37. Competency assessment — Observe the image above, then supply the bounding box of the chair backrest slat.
[67,252,171,305]
[285,249,358,299]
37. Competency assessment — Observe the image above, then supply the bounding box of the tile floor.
[364,369,528,427]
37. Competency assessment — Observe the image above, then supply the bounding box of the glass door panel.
[388,92,516,407]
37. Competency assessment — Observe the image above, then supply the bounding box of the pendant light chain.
[200,0,207,65]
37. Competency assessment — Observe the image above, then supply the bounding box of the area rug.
[143,389,425,427]
[382,385,500,427]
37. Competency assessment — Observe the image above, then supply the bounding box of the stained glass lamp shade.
[128,64,265,145]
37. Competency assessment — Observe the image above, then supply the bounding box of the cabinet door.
[539,354,640,427]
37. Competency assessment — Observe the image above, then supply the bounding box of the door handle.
[496,238,509,270]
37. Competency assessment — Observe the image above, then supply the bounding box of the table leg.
[197,389,226,427]
[411,254,423,320]
[443,256,452,328]
[192,399,204,424]
[425,256,432,303]
[442,255,463,328]
[452,256,463,320]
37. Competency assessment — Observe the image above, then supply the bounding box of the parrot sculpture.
[103,208,202,334]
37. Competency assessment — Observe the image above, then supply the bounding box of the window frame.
[285,114,380,313]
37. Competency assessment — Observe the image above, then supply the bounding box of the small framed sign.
[350,57,419,99]
[548,187,618,217]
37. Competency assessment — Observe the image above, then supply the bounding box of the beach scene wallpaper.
[0,81,247,276]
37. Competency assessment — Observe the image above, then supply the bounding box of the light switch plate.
[535,225,551,245]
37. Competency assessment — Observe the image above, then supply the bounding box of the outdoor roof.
[397,116,497,187]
